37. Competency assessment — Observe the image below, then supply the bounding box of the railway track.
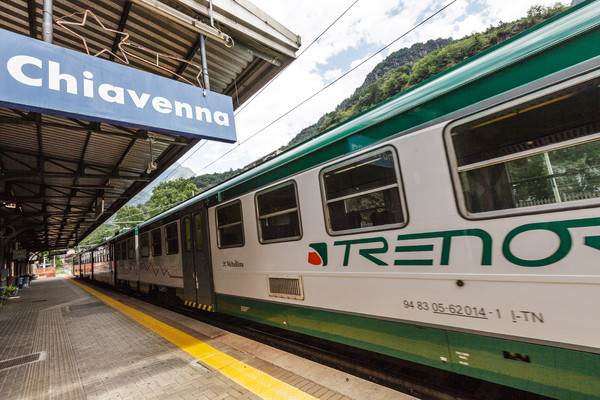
[169,301,552,400]
[98,282,556,399]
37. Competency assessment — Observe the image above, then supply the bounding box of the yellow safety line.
[67,278,317,400]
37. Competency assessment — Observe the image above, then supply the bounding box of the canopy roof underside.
[0,0,300,252]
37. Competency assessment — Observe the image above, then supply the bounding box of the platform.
[0,276,416,400]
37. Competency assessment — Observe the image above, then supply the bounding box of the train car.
[113,229,137,290]
[79,250,92,279]
[123,216,185,301]
[71,253,81,277]
[72,247,94,280]
[79,2,600,398]
[92,245,113,285]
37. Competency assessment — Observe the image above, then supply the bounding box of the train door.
[181,203,214,308]
[110,241,116,286]
[75,255,80,277]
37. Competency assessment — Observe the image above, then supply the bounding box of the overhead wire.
[196,0,457,174]
[124,0,456,217]
[140,0,360,193]
[233,0,360,117]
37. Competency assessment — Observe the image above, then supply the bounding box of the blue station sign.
[0,29,236,142]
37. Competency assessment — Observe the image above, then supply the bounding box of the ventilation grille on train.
[268,276,304,300]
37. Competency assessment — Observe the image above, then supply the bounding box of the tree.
[147,178,199,218]
[80,224,116,246]
[189,169,241,192]
[33,251,64,269]
[114,205,146,229]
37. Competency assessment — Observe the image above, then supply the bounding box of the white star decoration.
[56,9,205,88]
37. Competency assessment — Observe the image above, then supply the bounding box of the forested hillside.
[281,3,567,150]
[80,4,567,245]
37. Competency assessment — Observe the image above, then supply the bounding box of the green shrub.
[1,286,18,303]
[5,286,18,296]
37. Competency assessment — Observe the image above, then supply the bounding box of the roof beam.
[27,0,37,38]
[130,0,233,47]
[177,34,203,76]
[110,1,133,61]
[0,145,147,175]
[174,0,300,57]
[0,171,150,182]
[5,195,124,202]
[0,115,191,145]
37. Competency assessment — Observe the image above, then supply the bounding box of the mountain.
[279,4,568,153]
[128,5,570,207]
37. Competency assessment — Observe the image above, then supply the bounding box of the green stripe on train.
[216,294,600,399]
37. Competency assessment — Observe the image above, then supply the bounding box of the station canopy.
[0,0,300,252]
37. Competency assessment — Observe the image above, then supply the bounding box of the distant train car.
[71,253,80,277]
[92,245,113,285]
[75,2,600,398]
[79,251,92,279]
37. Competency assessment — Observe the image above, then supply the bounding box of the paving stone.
[0,278,266,399]
[0,277,412,400]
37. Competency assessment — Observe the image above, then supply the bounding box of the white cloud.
[181,0,568,175]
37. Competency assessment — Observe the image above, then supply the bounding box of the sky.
[169,0,568,178]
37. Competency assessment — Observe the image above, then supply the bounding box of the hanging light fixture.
[146,138,157,174]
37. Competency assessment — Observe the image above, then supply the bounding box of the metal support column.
[199,34,210,91]
[42,0,53,43]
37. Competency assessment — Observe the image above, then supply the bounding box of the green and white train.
[73,2,600,397]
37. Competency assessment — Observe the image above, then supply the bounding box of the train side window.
[151,228,162,256]
[194,214,203,251]
[448,74,600,217]
[183,217,192,252]
[320,147,406,234]
[118,242,125,261]
[216,200,244,248]
[127,238,135,260]
[256,181,302,243]
[140,233,150,258]
[165,222,179,255]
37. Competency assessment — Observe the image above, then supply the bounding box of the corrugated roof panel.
[84,133,133,166]
[41,128,88,161]
[0,124,39,152]
[119,139,169,172]
[0,2,29,34]
[44,160,77,174]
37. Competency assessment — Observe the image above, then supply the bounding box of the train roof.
[120,0,600,238]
